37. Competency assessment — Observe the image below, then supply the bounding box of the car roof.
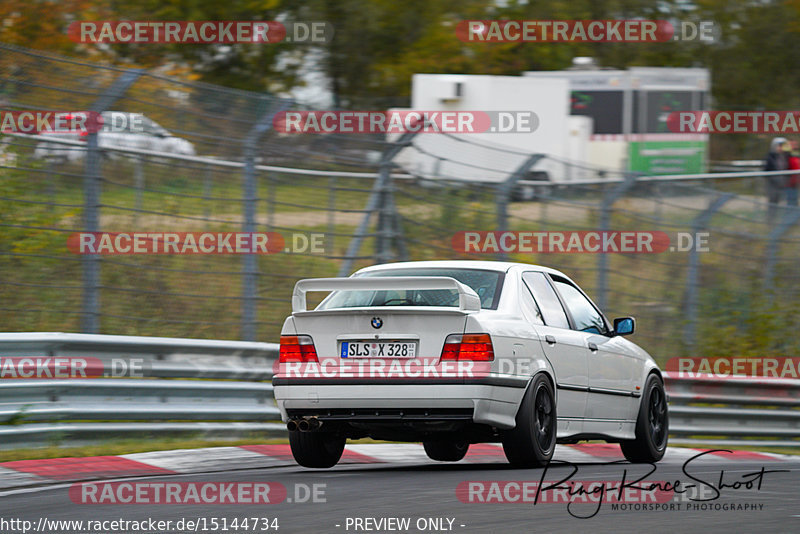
[354,260,567,278]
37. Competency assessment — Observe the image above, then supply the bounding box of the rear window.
[317,268,505,310]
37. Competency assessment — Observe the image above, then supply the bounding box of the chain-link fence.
[2,42,800,364]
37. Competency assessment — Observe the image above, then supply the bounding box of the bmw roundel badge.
[371,317,383,329]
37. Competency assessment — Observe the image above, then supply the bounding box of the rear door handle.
[545,335,557,345]
[588,342,598,352]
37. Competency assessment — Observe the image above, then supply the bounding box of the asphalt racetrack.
[1,444,797,534]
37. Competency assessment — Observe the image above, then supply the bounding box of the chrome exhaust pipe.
[297,419,311,432]
[307,417,321,431]
[287,420,298,432]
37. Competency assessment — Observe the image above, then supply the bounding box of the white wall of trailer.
[588,140,628,172]
[392,74,593,184]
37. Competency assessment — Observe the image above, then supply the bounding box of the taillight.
[440,333,494,361]
[279,335,318,363]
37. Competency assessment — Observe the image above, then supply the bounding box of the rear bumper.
[285,406,475,423]
[273,377,529,429]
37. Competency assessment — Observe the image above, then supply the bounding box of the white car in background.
[274,260,668,468]
[33,111,196,162]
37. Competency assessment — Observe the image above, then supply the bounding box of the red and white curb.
[0,444,791,490]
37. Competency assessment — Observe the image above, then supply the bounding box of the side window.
[519,282,544,325]
[550,276,607,335]
[522,272,570,329]
[149,120,169,137]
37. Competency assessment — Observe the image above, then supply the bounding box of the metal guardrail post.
[764,207,800,291]
[240,98,291,341]
[495,154,545,261]
[596,173,637,310]
[339,132,416,276]
[684,194,735,349]
[81,69,143,334]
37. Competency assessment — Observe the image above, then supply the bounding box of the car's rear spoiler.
[291,276,482,313]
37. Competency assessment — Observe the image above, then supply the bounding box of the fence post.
[596,173,637,311]
[684,193,734,350]
[203,165,212,220]
[338,132,416,276]
[266,172,276,230]
[81,68,143,334]
[46,158,55,201]
[240,98,291,341]
[134,156,144,223]
[327,175,336,255]
[495,154,545,260]
[375,157,396,264]
[388,184,409,262]
[763,207,800,291]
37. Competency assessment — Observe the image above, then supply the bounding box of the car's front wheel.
[620,374,668,463]
[423,439,469,462]
[289,431,345,468]
[502,374,556,467]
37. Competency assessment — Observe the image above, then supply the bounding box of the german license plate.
[340,341,416,358]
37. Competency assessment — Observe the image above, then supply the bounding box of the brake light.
[279,335,318,363]
[440,333,494,361]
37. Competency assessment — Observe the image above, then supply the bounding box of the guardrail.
[0,334,797,449]
[0,333,282,448]
[665,372,800,448]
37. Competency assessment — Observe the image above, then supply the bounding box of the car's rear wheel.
[502,374,556,467]
[423,439,469,462]
[289,431,346,468]
[620,374,668,463]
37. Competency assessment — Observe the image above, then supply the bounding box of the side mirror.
[613,317,635,336]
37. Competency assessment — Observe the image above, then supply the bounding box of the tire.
[423,439,469,462]
[289,431,345,468]
[620,374,669,463]
[502,374,556,467]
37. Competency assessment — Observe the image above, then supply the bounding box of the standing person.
[765,137,789,222]
[786,140,800,207]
